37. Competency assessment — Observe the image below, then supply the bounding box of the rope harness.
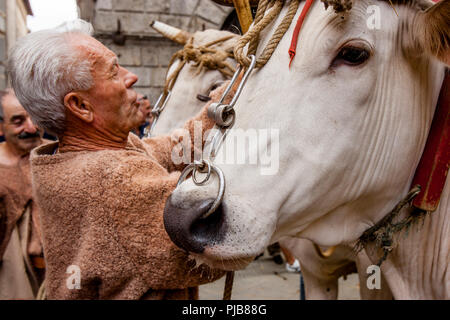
[355,186,427,266]
[144,35,237,137]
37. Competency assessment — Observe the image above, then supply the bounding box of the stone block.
[0,64,6,90]
[192,16,219,31]
[116,12,147,33]
[94,11,117,32]
[127,66,151,86]
[169,0,198,15]
[0,36,5,62]
[0,15,5,33]
[195,0,228,25]
[108,44,141,66]
[112,0,145,12]
[96,0,112,10]
[145,0,170,13]
[159,44,182,66]
[78,0,96,22]
[149,66,167,87]
[142,42,181,67]
[141,45,159,66]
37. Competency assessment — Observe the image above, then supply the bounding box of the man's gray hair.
[8,19,94,135]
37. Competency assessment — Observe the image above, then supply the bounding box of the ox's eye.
[333,46,370,67]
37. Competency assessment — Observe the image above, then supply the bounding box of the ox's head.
[164,0,449,270]
[150,22,239,135]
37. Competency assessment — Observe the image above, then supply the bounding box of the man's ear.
[413,0,450,65]
[64,92,94,123]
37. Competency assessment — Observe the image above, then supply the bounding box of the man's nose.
[23,118,38,134]
[123,67,138,88]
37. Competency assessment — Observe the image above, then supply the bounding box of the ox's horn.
[150,20,192,45]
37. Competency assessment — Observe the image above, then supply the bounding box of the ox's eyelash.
[330,40,373,69]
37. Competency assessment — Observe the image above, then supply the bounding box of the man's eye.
[334,46,370,66]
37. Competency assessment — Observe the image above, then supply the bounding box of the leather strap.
[412,71,450,211]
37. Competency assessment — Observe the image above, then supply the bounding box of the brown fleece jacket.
[0,155,42,260]
[30,86,233,300]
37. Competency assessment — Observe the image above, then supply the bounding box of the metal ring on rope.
[192,160,212,185]
[208,103,236,127]
[177,160,226,219]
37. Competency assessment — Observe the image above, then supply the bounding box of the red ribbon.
[412,72,450,212]
[289,0,315,68]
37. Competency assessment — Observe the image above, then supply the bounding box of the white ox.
[163,0,449,299]
[152,21,375,299]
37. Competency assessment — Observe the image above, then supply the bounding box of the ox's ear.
[413,0,450,65]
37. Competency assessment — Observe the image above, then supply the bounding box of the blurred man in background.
[0,88,45,299]
[132,94,152,138]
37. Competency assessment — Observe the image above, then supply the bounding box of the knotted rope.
[355,185,428,266]
[234,0,301,68]
[164,35,236,95]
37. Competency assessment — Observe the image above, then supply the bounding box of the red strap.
[412,72,450,212]
[289,0,315,68]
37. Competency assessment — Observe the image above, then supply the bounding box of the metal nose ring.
[177,160,225,219]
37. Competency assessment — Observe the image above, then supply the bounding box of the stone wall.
[78,0,234,102]
[0,0,6,90]
[0,0,31,90]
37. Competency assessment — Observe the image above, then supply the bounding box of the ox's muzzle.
[163,195,226,253]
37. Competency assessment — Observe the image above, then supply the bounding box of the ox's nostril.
[190,202,225,245]
[163,195,226,254]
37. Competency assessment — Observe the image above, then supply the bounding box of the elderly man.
[8,20,226,300]
[0,89,45,299]
[132,94,152,138]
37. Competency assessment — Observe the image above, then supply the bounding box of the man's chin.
[19,138,42,152]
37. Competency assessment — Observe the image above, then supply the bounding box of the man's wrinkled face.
[0,93,42,154]
[73,34,140,138]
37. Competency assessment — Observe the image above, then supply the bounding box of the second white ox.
[150,24,238,135]
[163,0,450,299]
